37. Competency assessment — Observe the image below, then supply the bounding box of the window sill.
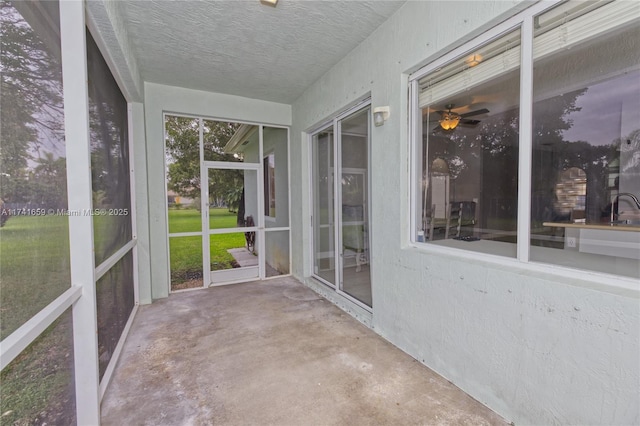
[406,240,640,299]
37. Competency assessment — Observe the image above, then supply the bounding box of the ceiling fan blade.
[459,119,481,127]
[460,108,489,118]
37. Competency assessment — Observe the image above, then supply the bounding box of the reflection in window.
[264,153,275,217]
[87,30,132,265]
[0,0,71,338]
[417,29,521,257]
[530,1,640,279]
[553,167,587,223]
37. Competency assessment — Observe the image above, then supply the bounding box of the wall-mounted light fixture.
[373,106,390,127]
[260,0,278,7]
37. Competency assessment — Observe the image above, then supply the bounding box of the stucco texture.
[289,1,639,425]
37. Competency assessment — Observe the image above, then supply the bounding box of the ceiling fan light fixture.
[260,0,278,7]
[465,54,483,67]
[439,112,460,130]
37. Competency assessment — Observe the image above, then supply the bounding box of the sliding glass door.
[311,102,372,309]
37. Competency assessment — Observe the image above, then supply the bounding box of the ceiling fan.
[432,104,489,131]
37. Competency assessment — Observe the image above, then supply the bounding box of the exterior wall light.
[260,0,278,7]
[373,106,390,127]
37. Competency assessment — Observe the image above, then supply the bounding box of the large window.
[415,29,521,257]
[529,1,640,279]
[411,1,640,280]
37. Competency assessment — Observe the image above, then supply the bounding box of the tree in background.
[165,117,246,221]
[0,2,66,214]
[30,151,67,209]
[165,116,201,200]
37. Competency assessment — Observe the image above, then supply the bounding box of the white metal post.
[517,18,534,262]
[334,117,341,290]
[60,0,101,423]
[128,104,140,305]
[287,127,292,276]
[258,126,266,279]
[200,119,211,287]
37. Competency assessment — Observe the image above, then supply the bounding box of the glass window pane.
[0,0,71,339]
[265,230,290,277]
[87,31,132,265]
[96,251,134,379]
[312,129,336,284]
[264,154,275,217]
[340,108,371,307]
[169,236,203,291]
[0,309,76,425]
[263,127,289,227]
[417,29,521,258]
[165,115,202,232]
[530,2,640,279]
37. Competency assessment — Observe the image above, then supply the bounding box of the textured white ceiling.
[118,0,406,104]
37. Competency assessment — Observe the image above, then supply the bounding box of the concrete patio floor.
[101,277,507,425]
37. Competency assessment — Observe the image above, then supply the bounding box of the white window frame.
[308,98,373,312]
[263,151,276,221]
[408,0,639,292]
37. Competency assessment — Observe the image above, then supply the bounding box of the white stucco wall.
[290,1,639,425]
[144,82,291,299]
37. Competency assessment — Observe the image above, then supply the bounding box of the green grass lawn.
[0,313,76,426]
[0,215,71,340]
[168,207,249,286]
[0,215,75,424]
